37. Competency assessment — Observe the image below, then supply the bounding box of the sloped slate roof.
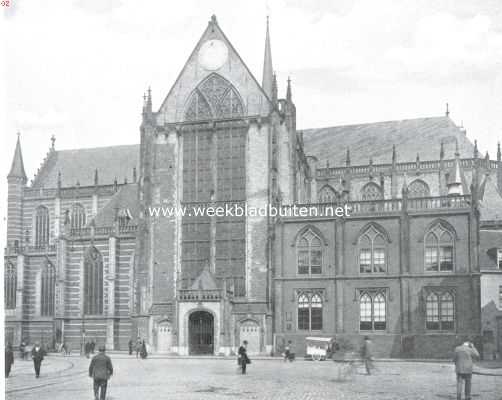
[302,116,474,166]
[31,145,139,188]
[479,230,502,270]
[479,174,502,221]
[92,184,140,227]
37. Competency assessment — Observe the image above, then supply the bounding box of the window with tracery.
[41,259,56,316]
[298,292,323,331]
[5,262,16,310]
[35,205,50,247]
[358,225,387,273]
[319,185,337,203]
[360,291,387,331]
[426,290,455,330]
[84,246,103,315]
[184,74,244,121]
[425,224,454,272]
[408,180,430,198]
[361,182,383,201]
[297,229,322,275]
[71,203,86,230]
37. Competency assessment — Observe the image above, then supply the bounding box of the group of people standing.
[5,341,46,378]
[128,337,148,359]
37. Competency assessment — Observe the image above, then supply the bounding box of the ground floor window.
[359,290,386,331]
[297,292,323,331]
[425,290,455,331]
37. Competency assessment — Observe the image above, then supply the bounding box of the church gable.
[157,15,270,124]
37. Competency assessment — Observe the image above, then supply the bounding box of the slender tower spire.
[262,16,274,100]
[8,133,27,182]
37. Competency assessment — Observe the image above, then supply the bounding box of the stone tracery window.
[35,205,50,247]
[84,246,103,315]
[297,229,322,275]
[319,185,337,203]
[408,179,430,198]
[41,259,56,316]
[184,74,244,121]
[426,290,455,331]
[360,290,387,331]
[297,292,323,331]
[5,262,16,310]
[71,203,86,230]
[358,225,387,274]
[425,224,454,272]
[361,182,383,201]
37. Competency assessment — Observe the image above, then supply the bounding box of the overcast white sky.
[1,0,502,202]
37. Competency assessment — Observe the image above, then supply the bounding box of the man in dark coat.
[128,339,133,355]
[5,343,14,378]
[362,336,374,375]
[238,340,250,374]
[31,342,46,378]
[453,339,480,400]
[89,345,113,400]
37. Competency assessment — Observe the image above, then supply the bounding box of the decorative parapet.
[68,224,138,238]
[4,244,57,256]
[24,183,128,200]
[178,289,222,302]
[316,158,498,179]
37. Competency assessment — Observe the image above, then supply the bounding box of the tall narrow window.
[84,246,103,315]
[297,229,322,275]
[41,259,56,316]
[426,290,455,331]
[358,225,387,273]
[425,224,454,272]
[35,206,50,247]
[71,203,86,230]
[359,291,387,331]
[5,262,16,309]
[297,292,323,331]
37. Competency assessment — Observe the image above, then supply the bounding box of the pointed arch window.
[184,74,244,121]
[84,246,103,315]
[425,224,454,272]
[41,259,56,316]
[297,292,323,331]
[319,185,337,203]
[408,179,430,198]
[361,182,383,201]
[358,226,387,274]
[297,229,322,275]
[5,262,16,310]
[360,290,387,331]
[35,206,50,247]
[71,203,86,230]
[426,290,455,330]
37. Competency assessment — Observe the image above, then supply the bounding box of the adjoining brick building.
[4,16,502,358]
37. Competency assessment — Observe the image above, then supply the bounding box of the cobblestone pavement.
[6,355,502,400]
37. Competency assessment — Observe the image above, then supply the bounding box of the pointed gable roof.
[157,15,271,123]
[8,135,27,181]
[190,265,218,291]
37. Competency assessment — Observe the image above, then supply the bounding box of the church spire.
[8,133,27,182]
[262,16,274,100]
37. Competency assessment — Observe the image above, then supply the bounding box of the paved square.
[6,355,501,400]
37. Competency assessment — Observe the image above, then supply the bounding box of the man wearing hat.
[89,345,114,400]
[31,341,46,378]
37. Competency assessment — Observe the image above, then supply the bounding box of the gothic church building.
[5,16,502,358]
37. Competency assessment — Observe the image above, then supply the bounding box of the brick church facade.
[4,16,502,358]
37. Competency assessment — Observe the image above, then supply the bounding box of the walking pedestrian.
[453,338,480,400]
[19,341,26,360]
[283,340,294,362]
[128,339,133,356]
[5,343,14,378]
[362,336,374,375]
[89,345,113,400]
[135,337,142,358]
[238,340,250,374]
[85,341,91,358]
[90,340,96,354]
[31,342,46,378]
[140,340,148,359]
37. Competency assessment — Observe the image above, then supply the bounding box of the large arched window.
[319,185,337,203]
[5,262,16,310]
[426,290,455,330]
[297,229,322,275]
[358,225,387,274]
[425,224,454,272]
[361,182,383,201]
[184,74,244,121]
[408,179,430,198]
[41,259,56,316]
[35,206,50,247]
[70,203,86,230]
[297,292,323,331]
[84,246,103,315]
[360,291,387,331]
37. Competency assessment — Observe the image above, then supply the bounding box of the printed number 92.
[1,1,10,7]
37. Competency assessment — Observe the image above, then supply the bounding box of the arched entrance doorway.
[189,311,214,355]
[239,320,260,355]
[157,321,173,354]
